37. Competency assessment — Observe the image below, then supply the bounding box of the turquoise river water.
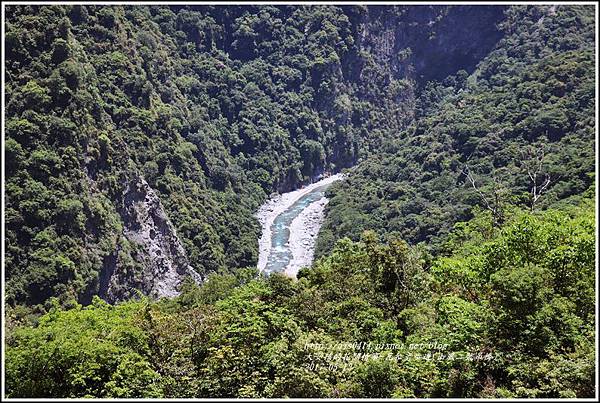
[263,183,332,274]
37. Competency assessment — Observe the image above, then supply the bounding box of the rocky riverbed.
[256,173,343,277]
[285,196,329,277]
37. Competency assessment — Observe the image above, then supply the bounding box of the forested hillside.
[3,3,597,399]
[5,4,508,307]
[317,5,596,255]
[6,195,595,398]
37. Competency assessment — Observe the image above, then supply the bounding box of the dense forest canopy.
[3,3,597,399]
[317,5,595,255]
[5,4,508,307]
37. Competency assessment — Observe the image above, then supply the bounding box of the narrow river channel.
[256,174,343,277]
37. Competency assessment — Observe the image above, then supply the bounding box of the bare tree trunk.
[521,143,555,211]
[461,165,505,226]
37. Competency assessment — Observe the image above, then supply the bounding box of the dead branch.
[461,164,505,226]
[520,143,556,211]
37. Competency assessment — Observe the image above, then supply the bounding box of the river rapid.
[256,174,343,277]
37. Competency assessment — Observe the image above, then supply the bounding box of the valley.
[2,3,596,399]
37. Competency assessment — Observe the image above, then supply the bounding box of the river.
[256,174,343,277]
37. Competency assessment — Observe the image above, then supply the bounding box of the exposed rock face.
[100,177,202,302]
[353,6,507,83]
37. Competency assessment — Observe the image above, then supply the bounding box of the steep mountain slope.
[5,5,507,307]
[3,4,596,399]
[317,5,595,255]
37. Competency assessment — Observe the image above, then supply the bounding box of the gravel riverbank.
[285,196,329,277]
[256,173,343,274]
